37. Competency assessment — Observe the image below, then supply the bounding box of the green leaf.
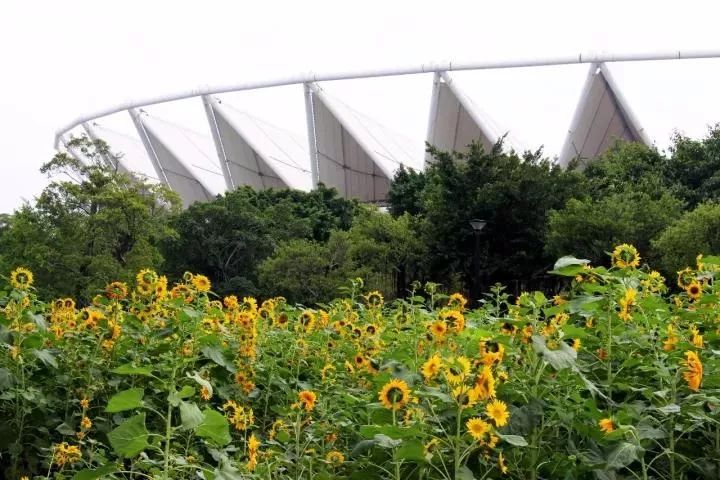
[105,388,144,413]
[606,442,640,469]
[213,460,244,480]
[394,438,425,461]
[107,413,149,458]
[531,335,577,370]
[657,404,680,415]
[498,433,529,447]
[201,346,235,372]
[457,466,476,480]
[111,364,152,376]
[189,372,213,399]
[73,465,118,480]
[373,434,402,448]
[168,385,196,406]
[359,425,420,439]
[196,408,231,446]
[32,349,57,368]
[550,256,590,276]
[179,401,204,430]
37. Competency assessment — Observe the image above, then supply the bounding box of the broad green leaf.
[457,466,476,480]
[196,408,231,446]
[657,404,680,415]
[179,401,204,430]
[360,425,420,439]
[498,433,529,447]
[394,438,425,461]
[373,434,402,448]
[107,413,149,458]
[201,346,235,372]
[213,460,244,480]
[606,442,640,469]
[32,349,57,368]
[189,372,213,399]
[550,256,590,276]
[532,335,577,370]
[73,465,118,480]
[111,364,152,376]
[105,388,144,413]
[168,385,196,406]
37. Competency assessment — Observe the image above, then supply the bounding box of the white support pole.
[424,72,442,165]
[55,49,720,147]
[303,83,320,188]
[202,95,235,191]
[558,63,601,166]
[128,109,171,186]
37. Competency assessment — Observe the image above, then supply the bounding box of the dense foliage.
[0,138,180,302]
[389,142,585,292]
[2,246,719,479]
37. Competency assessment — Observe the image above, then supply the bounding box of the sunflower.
[80,416,92,430]
[379,379,411,410]
[429,320,448,339]
[200,386,212,401]
[9,267,33,290]
[598,417,615,434]
[444,356,471,385]
[365,291,384,308]
[326,450,345,465]
[676,267,694,289]
[686,281,702,301]
[448,292,468,310]
[298,390,318,412]
[441,309,465,333]
[136,268,158,287]
[466,417,491,441]
[474,366,496,400]
[486,399,510,427]
[223,295,239,310]
[498,452,508,474]
[299,310,316,333]
[453,384,479,409]
[192,274,211,293]
[611,244,641,269]
[421,354,443,381]
[682,350,703,391]
[275,312,289,328]
[53,442,82,467]
[354,353,367,368]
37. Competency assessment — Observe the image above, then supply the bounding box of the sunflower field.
[1,245,719,479]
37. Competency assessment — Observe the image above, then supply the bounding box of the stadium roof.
[55,51,720,207]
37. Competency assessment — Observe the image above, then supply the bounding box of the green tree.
[162,185,358,296]
[666,127,720,207]
[652,202,720,274]
[0,137,180,301]
[389,141,585,295]
[545,191,683,266]
[258,235,354,304]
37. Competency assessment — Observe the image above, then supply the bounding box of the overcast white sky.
[2,0,720,213]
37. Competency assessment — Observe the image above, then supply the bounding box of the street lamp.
[469,219,487,302]
[469,219,487,233]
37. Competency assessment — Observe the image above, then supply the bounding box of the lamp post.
[469,219,487,302]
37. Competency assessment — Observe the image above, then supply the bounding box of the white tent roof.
[426,72,523,163]
[83,122,160,182]
[307,82,421,202]
[130,109,225,207]
[203,95,312,191]
[558,63,649,166]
